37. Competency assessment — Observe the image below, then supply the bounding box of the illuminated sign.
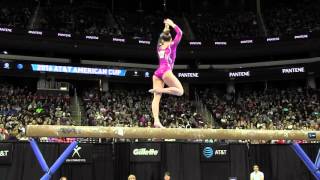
[267,37,280,42]
[214,41,227,46]
[294,34,308,39]
[201,144,230,162]
[3,63,10,69]
[31,64,126,76]
[85,36,99,40]
[58,33,71,38]
[133,148,159,156]
[189,41,202,46]
[240,40,253,44]
[28,30,43,35]
[0,27,12,32]
[16,64,24,70]
[130,143,161,162]
[138,40,151,45]
[144,72,150,78]
[178,73,199,78]
[113,38,125,43]
[229,71,250,78]
[282,67,305,74]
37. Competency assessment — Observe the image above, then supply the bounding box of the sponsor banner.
[60,144,93,164]
[0,27,13,33]
[266,37,280,42]
[228,71,251,78]
[189,41,202,46]
[0,26,318,47]
[130,143,161,162]
[31,64,127,77]
[177,72,200,78]
[0,143,13,164]
[200,144,230,162]
[281,67,305,74]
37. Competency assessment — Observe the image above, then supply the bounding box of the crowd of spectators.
[83,88,203,129]
[38,0,122,36]
[81,85,320,144]
[114,11,163,40]
[189,11,260,40]
[263,0,320,36]
[0,83,72,141]
[0,80,318,144]
[0,0,33,28]
[1,0,320,41]
[199,87,320,132]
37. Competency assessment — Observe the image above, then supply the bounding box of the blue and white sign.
[31,64,126,77]
[17,64,24,70]
[200,144,230,162]
[203,147,214,158]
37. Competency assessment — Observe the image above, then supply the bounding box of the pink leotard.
[154,25,183,79]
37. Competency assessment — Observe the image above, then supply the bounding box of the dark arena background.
[0,0,319,179]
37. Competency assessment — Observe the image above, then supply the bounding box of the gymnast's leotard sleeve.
[170,25,183,50]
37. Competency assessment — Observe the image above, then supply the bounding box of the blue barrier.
[291,143,320,180]
[29,139,49,173]
[29,138,78,180]
[315,148,320,169]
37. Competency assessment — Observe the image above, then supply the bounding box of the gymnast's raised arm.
[164,19,183,47]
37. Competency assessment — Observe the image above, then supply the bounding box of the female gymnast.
[149,18,183,128]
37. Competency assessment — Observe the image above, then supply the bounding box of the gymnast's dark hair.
[158,30,172,46]
[164,171,171,176]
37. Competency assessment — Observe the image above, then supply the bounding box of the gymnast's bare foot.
[154,122,165,128]
[148,88,163,94]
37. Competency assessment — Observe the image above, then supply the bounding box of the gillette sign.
[133,148,159,156]
[229,71,250,78]
[130,143,161,162]
[282,67,305,74]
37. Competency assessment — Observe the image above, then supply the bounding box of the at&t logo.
[203,147,214,158]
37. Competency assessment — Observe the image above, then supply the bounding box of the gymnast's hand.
[164,19,176,28]
[163,23,170,33]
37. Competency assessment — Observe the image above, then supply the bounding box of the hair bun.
[163,29,170,35]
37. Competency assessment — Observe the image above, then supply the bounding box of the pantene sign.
[282,67,305,74]
[229,71,250,78]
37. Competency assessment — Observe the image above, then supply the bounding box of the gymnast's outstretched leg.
[151,75,165,128]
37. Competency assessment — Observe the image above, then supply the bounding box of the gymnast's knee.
[177,88,184,96]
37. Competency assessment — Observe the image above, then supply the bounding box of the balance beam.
[26,125,320,140]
